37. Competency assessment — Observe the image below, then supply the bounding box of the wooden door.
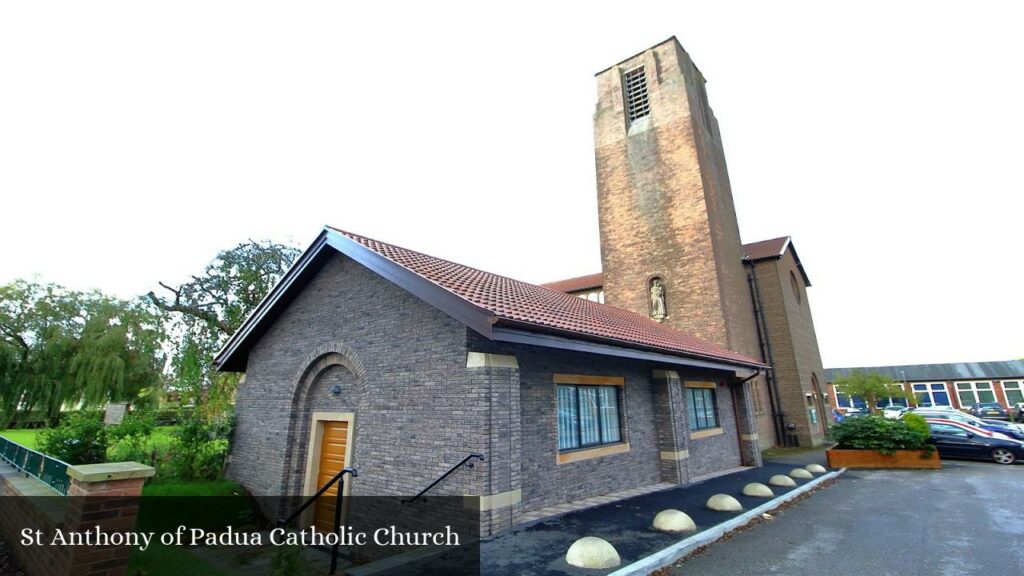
[313,420,350,533]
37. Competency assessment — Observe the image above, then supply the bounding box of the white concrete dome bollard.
[769,474,797,487]
[806,463,827,474]
[706,494,743,512]
[565,536,621,569]
[742,482,775,497]
[790,468,814,480]
[652,509,696,533]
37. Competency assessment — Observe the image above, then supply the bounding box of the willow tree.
[147,239,300,418]
[0,280,164,427]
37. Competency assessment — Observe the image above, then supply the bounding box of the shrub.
[37,412,107,464]
[902,413,930,439]
[107,411,156,464]
[167,415,234,481]
[829,415,932,455]
[153,407,193,426]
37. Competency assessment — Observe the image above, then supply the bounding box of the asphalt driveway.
[669,460,1024,576]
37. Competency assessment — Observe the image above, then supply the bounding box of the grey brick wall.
[229,250,754,534]
[228,253,488,513]
[518,349,661,514]
[466,335,747,518]
[683,383,743,476]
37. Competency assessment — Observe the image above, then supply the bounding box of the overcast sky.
[1,2,1021,368]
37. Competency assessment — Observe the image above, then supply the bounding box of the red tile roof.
[742,237,791,261]
[539,273,605,293]
[331,227,762,368]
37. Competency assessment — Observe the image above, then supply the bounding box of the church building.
[217,37,827,536]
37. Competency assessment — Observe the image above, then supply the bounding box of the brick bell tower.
[594,37,760,361]
[595,39,769,460]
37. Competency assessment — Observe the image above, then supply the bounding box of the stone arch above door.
[279,343,366,496]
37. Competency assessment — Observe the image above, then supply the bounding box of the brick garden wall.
[0,462,150,576]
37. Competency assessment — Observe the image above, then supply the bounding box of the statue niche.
[649,277,667,322]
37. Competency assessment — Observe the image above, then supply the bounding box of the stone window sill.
[556,442,630,465]
[690,427,724,440]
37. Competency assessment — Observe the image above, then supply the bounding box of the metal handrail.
[402,452,485,504]
[277,466,358,575]
[0,435,70,495]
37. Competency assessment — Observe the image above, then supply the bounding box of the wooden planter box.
[826,448,941,469]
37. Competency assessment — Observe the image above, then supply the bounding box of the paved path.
[480,461,827,576]
[669,460,1024,576]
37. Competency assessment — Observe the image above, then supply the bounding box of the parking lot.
[668,460,1023,575]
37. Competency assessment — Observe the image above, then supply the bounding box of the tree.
[147,240,300,417]
[833,370,910,413]
[0,280,165,427]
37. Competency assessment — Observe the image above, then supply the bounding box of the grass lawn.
[138,479,264,533]
[142,479,246,497]
[0,425,178,454]
[0,428,39,449]
[127,543,231,576]
[130,479,266,576]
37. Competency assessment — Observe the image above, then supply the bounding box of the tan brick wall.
[748,250,827,447]
[750,378,777,450]
[594,39,766,454]
[593,38,759,360]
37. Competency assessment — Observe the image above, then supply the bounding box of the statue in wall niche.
[649,278,667,322]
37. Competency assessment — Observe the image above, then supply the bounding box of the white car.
[882,405,910,419]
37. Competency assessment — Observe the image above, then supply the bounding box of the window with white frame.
[875,396,908,408]
[955,381,996,406]
[912,383,951,407]
[556,384,623,451]
[1001,381,1023,405]
[835,392,866,410]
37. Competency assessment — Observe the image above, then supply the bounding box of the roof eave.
[490,321,765,376]
[743,237,812,286]
[215,227,500,373]
[214,232,332,372]
[323,229,497,339]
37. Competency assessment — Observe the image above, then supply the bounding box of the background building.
[826,360,1024,411]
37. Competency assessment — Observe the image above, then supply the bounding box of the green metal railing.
[0,435,70,495]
